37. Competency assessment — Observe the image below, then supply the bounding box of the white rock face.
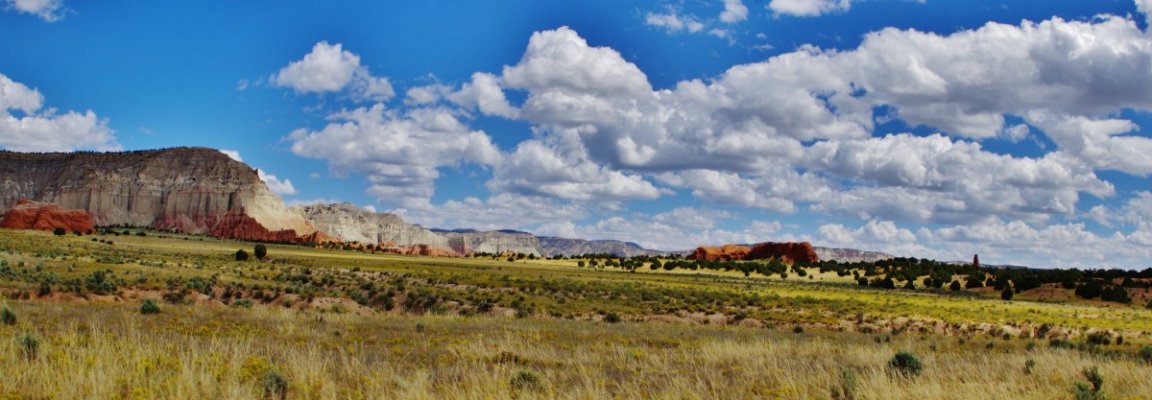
[438,230,544,257]
[297,203,544,256]
[294,203,452,249]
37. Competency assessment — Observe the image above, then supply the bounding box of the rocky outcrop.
[747,242,819,264]
[538,236,666,258]
[396,244,458,257]
[0,199,95,234]
[688,241,820,264]
[0,148,317,242]
[436,230,543,257]
[295,203,453,252]
[813,247,893,263]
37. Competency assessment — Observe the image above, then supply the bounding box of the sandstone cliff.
[747,242,819,264]
[295,203,544,257]
[0,148,316,241]
[688,244,752,261]
[537,236,666,258]
[0,199,95,234]
[294,203,454,253]
[434,229,544,257]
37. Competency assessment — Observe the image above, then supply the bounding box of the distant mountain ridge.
[537,236,668,258]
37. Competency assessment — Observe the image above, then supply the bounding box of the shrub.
[235,249,250,261]
[1138,345,1152,364]
[254,244,267,261]
[949,280,962,291]
[887,351,923,378]
[510,370,542,393]
[52,227,66,236]
[261,370,289,400]
[140,299,161,315]
[37,282,51,297]
[1049,338,1075,350]
[1073,366,1105,400]
[1024,358,1036,375]
[1001,287,1014,301]
[603,312,621,323]
[1,306,15,326]
[85,270,118,295]
[1086,332,1112,346]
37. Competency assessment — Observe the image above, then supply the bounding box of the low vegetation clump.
[140,299,161,314]
[887,351,924,378]
[1073,367,1106,400]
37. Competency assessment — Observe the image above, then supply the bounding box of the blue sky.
[2,0,1152,268]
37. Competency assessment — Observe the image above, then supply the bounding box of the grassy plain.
[0,228,1150,399]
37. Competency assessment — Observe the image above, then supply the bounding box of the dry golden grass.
[2,228,1152,398]
[0,301,1149,399]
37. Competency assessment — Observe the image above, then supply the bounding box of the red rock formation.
[688,241,820,264]
[689,244,752,261]
[0,199,95,234]
[298,230,334,245]
[746,242,819,264]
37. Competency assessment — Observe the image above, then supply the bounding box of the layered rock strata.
[0,148,316,242]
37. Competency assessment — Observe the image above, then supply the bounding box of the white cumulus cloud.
[768,0,851,17]
[287,104,502,208]
[4,0,63,21]
[272,42,394,102]
[720,0,749,23]
[0,73,117,152]
[645,10,704,33]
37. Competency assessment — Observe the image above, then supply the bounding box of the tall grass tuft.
[260,370,288,400]
[1,305,15,326]
[17,332,38,361]
[831,368,859,400]
[510,370,543,394]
